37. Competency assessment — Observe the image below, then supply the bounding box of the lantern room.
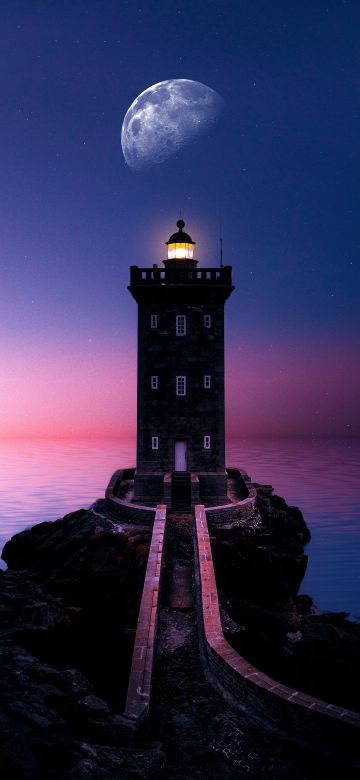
[164,219,197,267]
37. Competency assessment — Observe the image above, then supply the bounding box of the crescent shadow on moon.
[121,78,224,170]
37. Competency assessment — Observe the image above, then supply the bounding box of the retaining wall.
[205,481,257,526]
[122,504,167,724]
[194,504,360,765]
[106,470,156,526]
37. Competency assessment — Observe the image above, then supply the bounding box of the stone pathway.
[138,512,354,779]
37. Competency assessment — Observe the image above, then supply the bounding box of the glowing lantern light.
[166,219,195,262]
[167,242,194,260]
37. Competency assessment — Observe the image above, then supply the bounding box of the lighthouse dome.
[165,219,197,265]
[166,219,195,246]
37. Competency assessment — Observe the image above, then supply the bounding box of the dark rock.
[78,694,110,715]
[2,508,151,713]
[54,668,93,699]
[296,593,314,613]
[0,488,359,778]
[254,483,274,495]
[0,507,153,779]
[271,494,288,510]
[210,484,360,714]
[5,699,65,729]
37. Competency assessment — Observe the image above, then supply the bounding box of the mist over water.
[0,438,359,618]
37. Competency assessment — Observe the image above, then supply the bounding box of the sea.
[0,438,359,619]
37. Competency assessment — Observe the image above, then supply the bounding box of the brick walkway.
[137,511,350,779]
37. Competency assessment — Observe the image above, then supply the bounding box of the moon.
[121,79,224,170]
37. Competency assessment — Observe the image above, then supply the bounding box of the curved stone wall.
[205,490,257,525]
[205,468,257,526]
[106,470,156,526]
[194,504,360,765]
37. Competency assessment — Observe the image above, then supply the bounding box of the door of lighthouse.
[175,441,187,471]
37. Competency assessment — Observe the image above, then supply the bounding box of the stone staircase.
[171,472,191,512]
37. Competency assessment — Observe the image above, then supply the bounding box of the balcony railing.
[130,265,232,286]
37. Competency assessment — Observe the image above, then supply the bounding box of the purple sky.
[1,1,359,439]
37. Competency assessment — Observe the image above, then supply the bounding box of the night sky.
[1,0,359,439]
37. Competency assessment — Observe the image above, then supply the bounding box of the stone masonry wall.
[105,470,156,526]
[136,301,226,475]
[193,505,360,766]
[205,486,257,526]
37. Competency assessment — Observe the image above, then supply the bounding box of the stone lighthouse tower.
[128,219,234,509]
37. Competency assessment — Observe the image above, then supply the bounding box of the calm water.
[0,438,359,618]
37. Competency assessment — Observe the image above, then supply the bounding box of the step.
[171,471,191,512]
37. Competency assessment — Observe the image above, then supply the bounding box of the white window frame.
[204,314,211,328]
[151,375,158,390]
[204,375,211,389]
[151,436,159,450]
[176,375,186,396]
[203,435,211,449]
[176,314,186,336]
[150,314,158,329]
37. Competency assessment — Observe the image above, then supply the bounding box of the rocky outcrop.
[1,488,359,778]
[211,483,360,713]
[0,502,156,779]
[209,483,310,607]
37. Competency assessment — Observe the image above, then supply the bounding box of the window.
[204,314,211,328]
[204,375,211,389]
[203,435,211,449]
[150,314,158,329]
[176,375,186,396]
[151,436,159,450]
[151,375,158,390]
[176,314,186,336]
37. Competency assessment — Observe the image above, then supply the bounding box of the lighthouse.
[128,219,234,509]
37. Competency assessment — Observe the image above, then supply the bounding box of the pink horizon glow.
[1,335,359,440]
